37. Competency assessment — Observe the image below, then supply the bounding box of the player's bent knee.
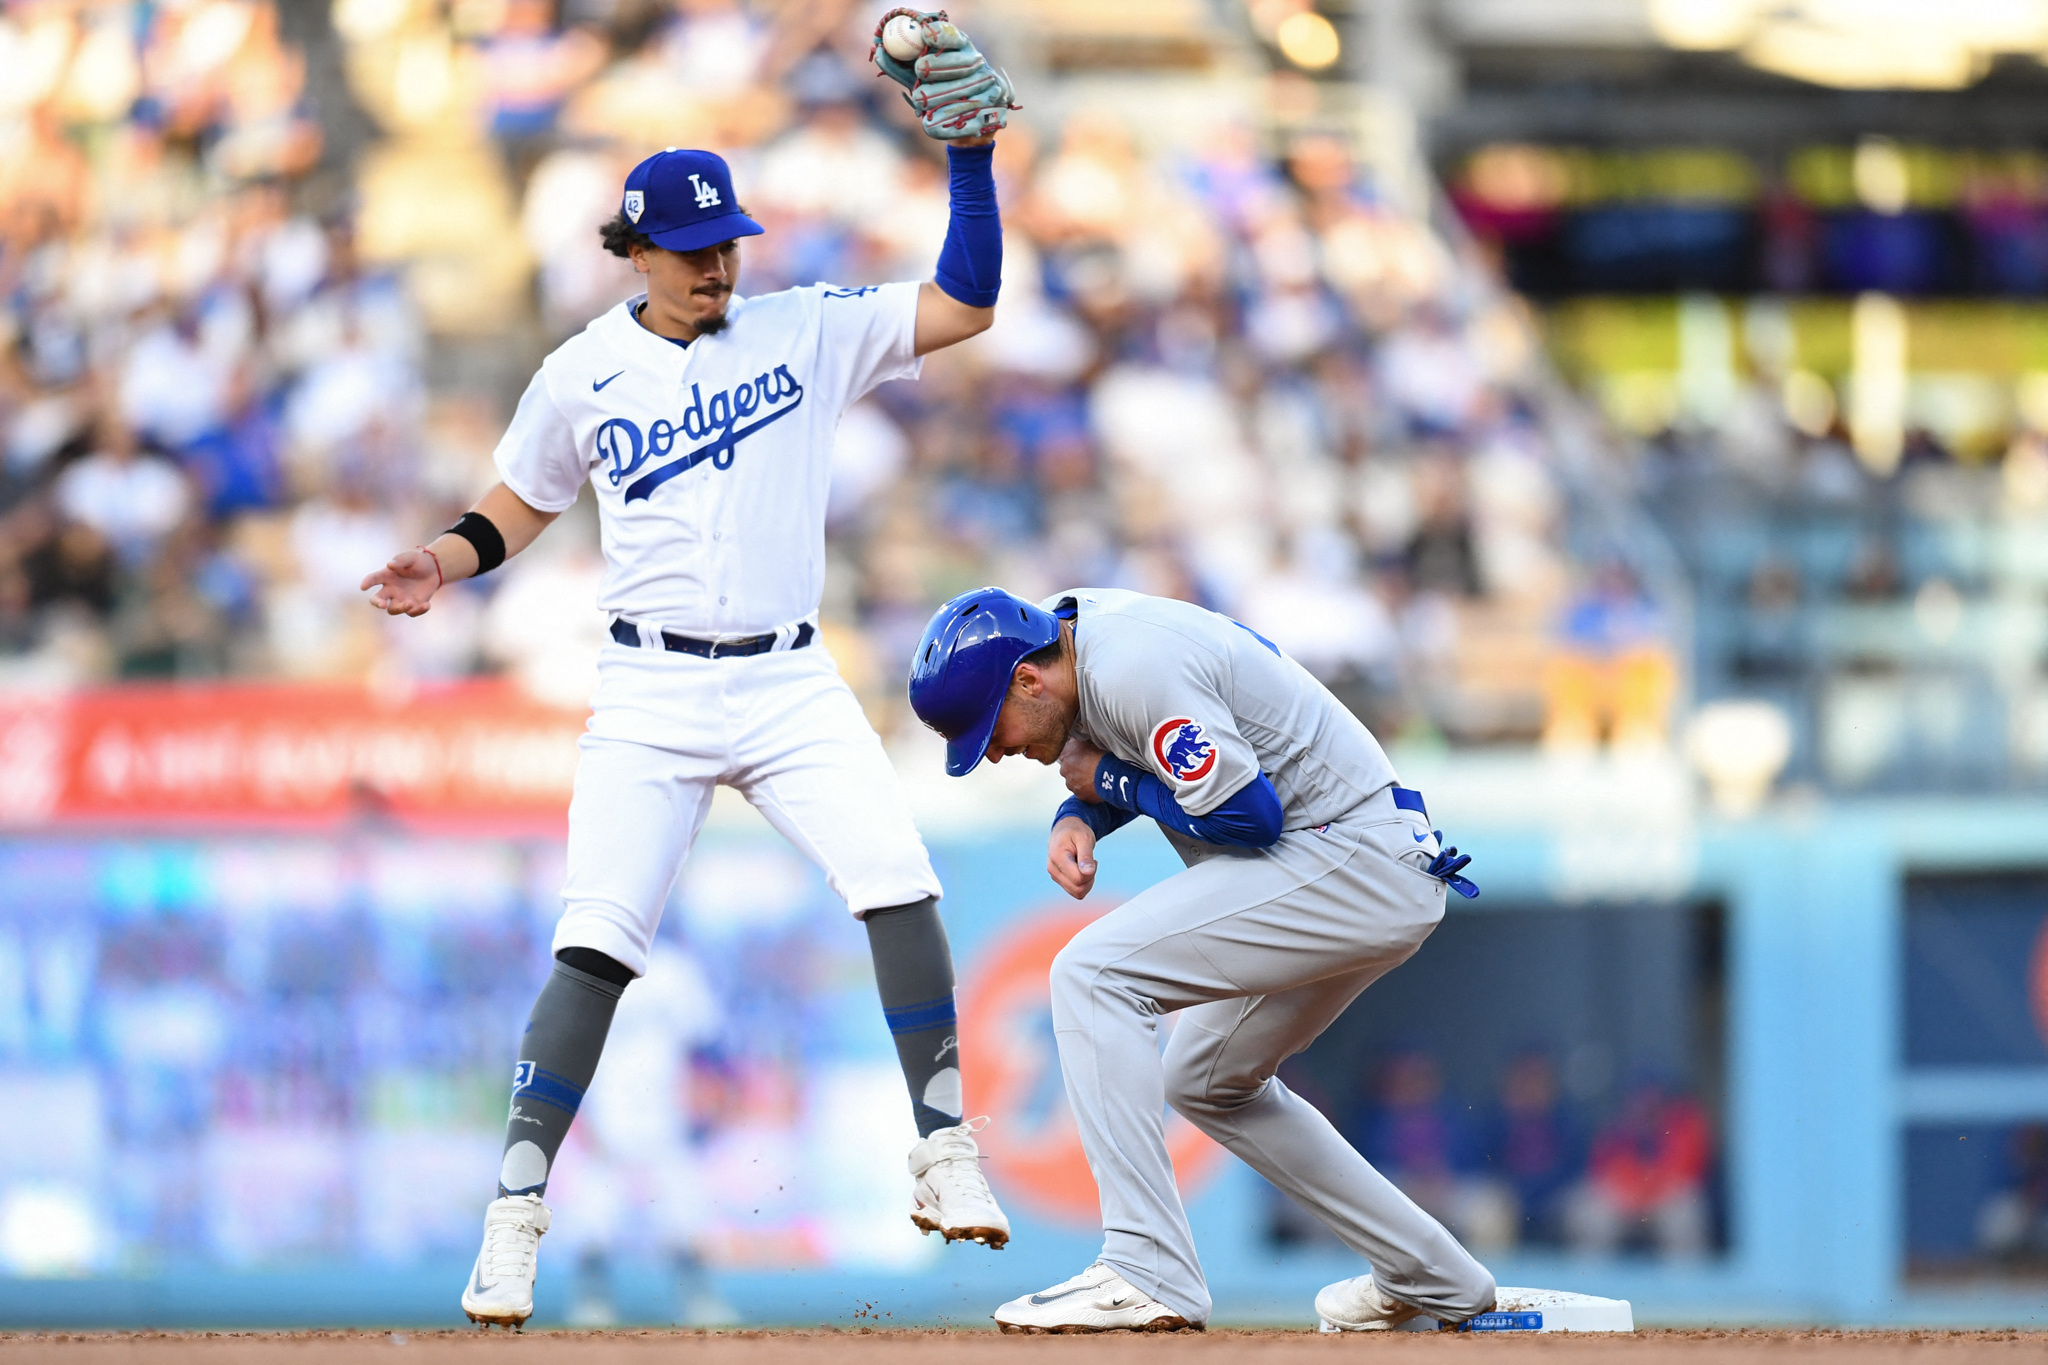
[1047,932,1140,1027]
[1162,1026,1275,1117]
[1048,933,1104,994]
[1046,940,1094,1020]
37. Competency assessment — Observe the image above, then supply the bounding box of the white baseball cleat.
[907,1118,1010,1248]
[1315,1273,1427,1332]
[460,1193,551,1328]
[993,1262,1194,1334]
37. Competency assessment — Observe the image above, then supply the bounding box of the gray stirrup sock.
[496,948,632,1197]
[865,897,964,1137]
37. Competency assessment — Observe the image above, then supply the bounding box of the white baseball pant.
[553,635,942,976]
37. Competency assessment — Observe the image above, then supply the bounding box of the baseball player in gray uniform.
[907,586,1494,1333]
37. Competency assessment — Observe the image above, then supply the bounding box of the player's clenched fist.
[1047,816,1098,900]
[1058,734,1107,802]
[360,548,442,617]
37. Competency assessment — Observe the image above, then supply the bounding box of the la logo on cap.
[619,148,765,253]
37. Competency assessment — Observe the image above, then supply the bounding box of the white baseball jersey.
[493,281,922,635]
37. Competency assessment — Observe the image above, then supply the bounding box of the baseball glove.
[870,8,1018,142]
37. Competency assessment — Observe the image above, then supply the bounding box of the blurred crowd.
[1978,1122,2048,1267]
[0,0,1657,751]
[1454,138,2048,790]
[0,832,934,1284]
[1631,362,2048,792]
[1277,1048,1718,1260]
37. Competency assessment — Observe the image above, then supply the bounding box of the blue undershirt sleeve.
[933,143,1001,308]
[1052,795,1138,841]
[1091,756,1284,848]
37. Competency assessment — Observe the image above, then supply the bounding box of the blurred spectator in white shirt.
[657,0,769,99]
[120,309,231,450]
[828,401,909,533]
[290,489,398,603]
[524,145,641,334]
[1237,545,1400,686]
[482,526,608,707]
[1379,308,1485,437]
[285,313,422,472]
[754,86,906,229]
[54,420,190,568]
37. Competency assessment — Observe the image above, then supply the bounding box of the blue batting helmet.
[908,587,1061,777]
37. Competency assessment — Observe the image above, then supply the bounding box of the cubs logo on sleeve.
[1151,718,1218,782]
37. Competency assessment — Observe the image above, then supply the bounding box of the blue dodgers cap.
[908,588,1062,777]
[620,148,764,253]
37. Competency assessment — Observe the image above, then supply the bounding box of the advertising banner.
[0,682,584,827]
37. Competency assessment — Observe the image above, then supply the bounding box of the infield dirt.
[0,1330,2042,1364]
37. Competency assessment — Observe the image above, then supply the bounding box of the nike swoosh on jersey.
[1414,831,1430,842]
[622,396,804,502]
[593,371,624,391]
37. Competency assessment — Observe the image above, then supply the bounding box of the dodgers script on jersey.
[1047,588,1400,834]
[493,281,921,635]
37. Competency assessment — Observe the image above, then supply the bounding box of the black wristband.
[446,511,506,575]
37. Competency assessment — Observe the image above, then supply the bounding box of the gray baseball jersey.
[1034,589,1486,1325]
[1044,587,1399,840]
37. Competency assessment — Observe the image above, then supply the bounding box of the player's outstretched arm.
[913,132,1001,356]
[360,482,559,617]
[878,11,1013,356]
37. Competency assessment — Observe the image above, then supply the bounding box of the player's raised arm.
[360,483,559,617]
[870,9,1014,355]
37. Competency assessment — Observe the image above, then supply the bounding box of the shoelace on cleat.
[479,1211,541,1279]
[926,1149,999,1207]
[919,1118,1000,1210]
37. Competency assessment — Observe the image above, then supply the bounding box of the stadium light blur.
[1852,138,1911,215]
[1685,700,1793,818]
[1648,0,1764,50]
[1275,11,1341,70]
[1650,0,2048,90]
[1850,292,1908,475]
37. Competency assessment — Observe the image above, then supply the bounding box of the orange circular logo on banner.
[2032,914,2048,1048]
[960,906,1225,1225]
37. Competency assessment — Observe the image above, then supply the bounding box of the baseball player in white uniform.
[907,586,1495,1333]
[361,11,1020,1328]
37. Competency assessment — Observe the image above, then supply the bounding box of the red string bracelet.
[419,545,443,591]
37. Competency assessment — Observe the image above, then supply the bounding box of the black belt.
[609,617,814,658]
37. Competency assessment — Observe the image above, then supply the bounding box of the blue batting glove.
[1425,837,1480,899]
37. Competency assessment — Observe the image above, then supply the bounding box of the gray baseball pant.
[1049,785,1497,1326]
